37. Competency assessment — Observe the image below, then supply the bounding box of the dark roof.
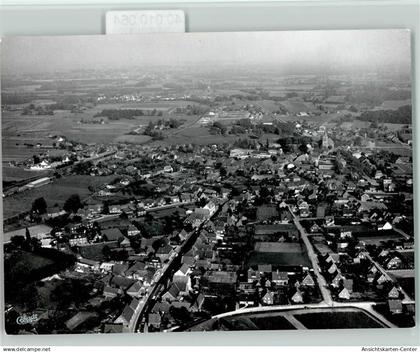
[102,228,124,241]
[110,275,135,289]
[65,311,99,331]
[127,281,143,293]
[152,301,171,314]
[125,261,146,274]
[112,263,129,276]
[120,305,135,323]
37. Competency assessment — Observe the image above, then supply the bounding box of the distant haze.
[1,29,411,76]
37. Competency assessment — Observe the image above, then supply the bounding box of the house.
[367,272,376,283]
[69,236,88,247]
[112,263,129,276]
[184,212,206,228]
[156,243,174,262]
[272,271,289,286]
[262,291,275,305]
[181,254,196,267]
[148,313,162,329]
[328,263,338,274]
[74,258,100,273]
[127,224,141,237]
[238,281,255,293]
[100,262,115,273]
[388,286,400,299]
[310,223,322,234]
[120,237,131,248]
[202,271,237,297]
[385,256,403,270]
[65,311,99,331]
[301,273,315,287]
[125,262,147,279]
[173,263,191,283]
[343,278,354,293]
[103,285,122,299]
[388,299,403,314]
[152,302,171,315]
[190,294,205,312]
[162,283,181,302]
[102,228,124,242]
[376,274,388,285]
[127,281,145,298]
[338,287,351,300]
[110,276,135,290]
[114,298,139,326]
[247,268,261,283]
[331,272,344,288]
[291,289,303,303]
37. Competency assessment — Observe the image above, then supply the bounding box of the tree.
[169,306,191,324]
[354,136,363,146]
[32,197,47,214]
[152,238,165,252]
[63,194,83,213]
[10,235,26,249]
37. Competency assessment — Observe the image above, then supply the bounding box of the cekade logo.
[16,313,39,325]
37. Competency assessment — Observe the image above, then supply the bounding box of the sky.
[0,29,411,75]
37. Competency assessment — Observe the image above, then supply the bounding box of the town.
[2,43,414,333]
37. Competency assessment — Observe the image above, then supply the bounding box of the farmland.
[184,307,386,331]
[3,175,117,220]
[1,100,207,150]
[2,166,51,183]
[293,309,384,329]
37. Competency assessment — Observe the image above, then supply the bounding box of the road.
[287,205,333,305]
[128,202,226,333]
[392,226,411,240]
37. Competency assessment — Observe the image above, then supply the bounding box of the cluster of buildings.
[4,115,415,333]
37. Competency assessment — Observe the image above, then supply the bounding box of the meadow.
[3,175,116,219]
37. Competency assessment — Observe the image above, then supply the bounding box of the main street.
[287,205,333,305]
[127,201,226,333]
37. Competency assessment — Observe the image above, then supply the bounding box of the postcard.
[1,30,414,334]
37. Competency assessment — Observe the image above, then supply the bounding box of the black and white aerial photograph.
[1,29,415,334]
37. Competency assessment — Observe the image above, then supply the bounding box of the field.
[3,175,116,219]
[113,135,152,144]
[340,120,370,130]
[1,100,205,152]
[2,166,51,183]
[222,315,296,330]
[294,309,384,329]
[280,100,318,114]
[185,307,386,331]
[152,126,241,146]
[5,251,54,272]
[356,231,405,246]
[248,252,311,268]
